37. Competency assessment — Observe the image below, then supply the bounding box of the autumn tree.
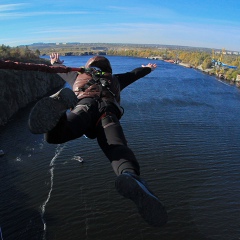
[202,57,213,70]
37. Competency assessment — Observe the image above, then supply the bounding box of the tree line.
[1,44,239,80]
[0,44,47,64]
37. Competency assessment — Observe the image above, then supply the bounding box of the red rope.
[0,59,84,73]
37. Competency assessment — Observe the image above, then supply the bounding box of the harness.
[77,67,115,97]
[76,67,124,119]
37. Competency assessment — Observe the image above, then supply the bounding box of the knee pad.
[71,104,90,115]
[101,113,119,129]
[99,113,127,146]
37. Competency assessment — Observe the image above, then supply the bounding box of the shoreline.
[161,59,240,88]
[180,62,240,87]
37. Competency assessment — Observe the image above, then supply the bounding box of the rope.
[0,59,84,73]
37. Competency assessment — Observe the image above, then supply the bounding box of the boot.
[115,172,168,227]
[28,88,78,134]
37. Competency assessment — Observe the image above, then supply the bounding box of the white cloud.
[0,11,89,17]
[0,3,27,11]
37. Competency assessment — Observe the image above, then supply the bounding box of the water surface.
[0,56,240,240]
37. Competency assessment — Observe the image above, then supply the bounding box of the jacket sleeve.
[52,63,78,89]
[114,67,152,91]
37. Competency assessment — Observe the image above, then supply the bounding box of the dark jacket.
[55,56,152,104]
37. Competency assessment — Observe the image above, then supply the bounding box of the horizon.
[20,42,239,53]
[1,0,240,51]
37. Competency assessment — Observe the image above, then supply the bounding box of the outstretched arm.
[50,53,64,65]
[50,52,77,88]
[115,63,157,91]
[141,63,157,71]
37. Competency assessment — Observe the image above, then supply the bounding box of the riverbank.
[166,60,240,87]
[147,56,239,85]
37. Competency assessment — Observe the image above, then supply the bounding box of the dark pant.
[44,98,140,176]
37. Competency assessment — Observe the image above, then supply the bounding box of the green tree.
[202,57,213,70]
[35,49,41,56]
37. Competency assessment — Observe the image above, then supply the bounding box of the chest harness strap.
[77,68,115,97]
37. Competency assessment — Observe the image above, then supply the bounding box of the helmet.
[85,56,112,73]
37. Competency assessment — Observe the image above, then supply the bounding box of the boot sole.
[28,88,77,134]
[115,174,168,227]
[50,88,78,109]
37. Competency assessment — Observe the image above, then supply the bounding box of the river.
[0,56,240,240]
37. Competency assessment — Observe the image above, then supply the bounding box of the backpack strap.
[77,67,115,97]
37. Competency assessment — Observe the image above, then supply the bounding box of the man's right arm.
[50,53,78,88]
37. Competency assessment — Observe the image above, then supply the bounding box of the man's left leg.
[96,112,168,227]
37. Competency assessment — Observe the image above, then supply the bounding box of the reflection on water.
[0,56,240,240]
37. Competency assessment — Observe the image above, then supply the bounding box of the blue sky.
[1,0,240,51]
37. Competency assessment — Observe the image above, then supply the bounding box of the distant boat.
[164,59,175,63]
[0,150,4,156]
